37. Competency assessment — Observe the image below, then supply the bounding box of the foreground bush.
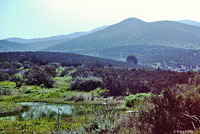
[137,87,200,134]
[72,106,119,134]
[70,77,102,92]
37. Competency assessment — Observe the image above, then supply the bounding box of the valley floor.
[1,58,200,133]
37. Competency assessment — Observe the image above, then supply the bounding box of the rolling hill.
[45,17,200,53]
[0,40,32,52]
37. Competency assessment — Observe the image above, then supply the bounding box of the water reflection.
[0,102,74,120]
[0,102,105,121]
[18,102,74,119]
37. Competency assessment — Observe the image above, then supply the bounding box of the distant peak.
[179,19,196,22]
[107,17,146,30]
[122,17,145,23]
[178,20,200,27]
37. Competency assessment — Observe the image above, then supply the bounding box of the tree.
[126,55,138,64]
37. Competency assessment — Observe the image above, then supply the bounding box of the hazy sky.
[1,0,200,39]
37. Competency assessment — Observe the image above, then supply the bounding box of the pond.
[0,102,105,121]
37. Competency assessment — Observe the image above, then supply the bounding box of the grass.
[0,104,119,134]
[0,116,88,133]
[0,79,114,105]
[0,101,21,114]
[0,101,28,117]
[125,93,152,109]
[0,76,127,133]
[54,76,72,91]
[0,81,16,88]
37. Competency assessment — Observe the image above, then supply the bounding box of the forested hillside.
[0,52,140,67]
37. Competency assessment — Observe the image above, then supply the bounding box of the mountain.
[0,38,69,51]
[0,40,32,52]
[89,25,109,33]
[45,17,200,53]
[60,25,109,39]
[179,20,200,27]
[26,38,70,51]
[4,25,109,51]
[5,25,109,44]
[45,18,147,52]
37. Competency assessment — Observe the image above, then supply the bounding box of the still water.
[1,102,78,120]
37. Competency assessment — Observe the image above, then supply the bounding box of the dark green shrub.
[70,77,102,92]
[24,66,55,88]
[0,71,10,81]
[42,65,57,77]
[0,88,11,95]
[0,62,11,69]
[10,74,23,87]
[11,62,22,69]
[66,95,84,102]
[60,67,75,77]
[23,61,34,69]
[70,66,92,78]
[23,86,42,94]
[46,91,62,98]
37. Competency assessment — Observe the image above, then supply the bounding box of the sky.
[1,0,200,39]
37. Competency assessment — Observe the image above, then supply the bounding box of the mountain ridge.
[179,20,200,27]
[5,25,109,44]
[0,40,32,52]
[45,18,200,52]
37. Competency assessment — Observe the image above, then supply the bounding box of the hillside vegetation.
[0,52,200,133]
[98,44,200,71]
[0,52,139,68]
